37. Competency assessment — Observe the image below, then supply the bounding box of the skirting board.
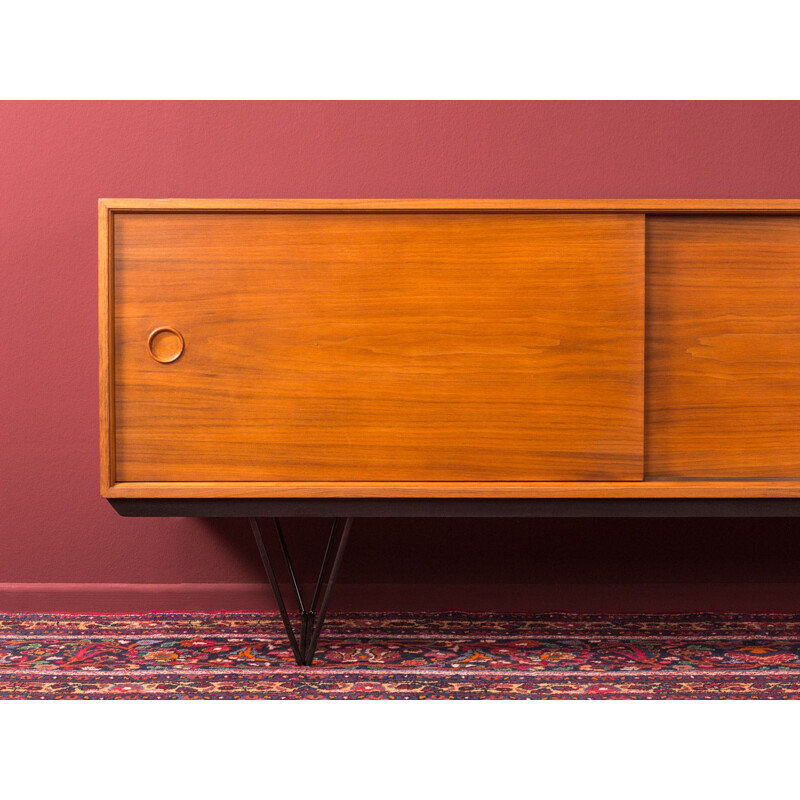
[1,583,799,613]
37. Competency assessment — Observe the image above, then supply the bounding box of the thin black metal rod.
[299,613,312,662]
[304,517,354,663]
[250,516,354,666]
[272,517,305,615]
[249,517,303,665]
[309,518,340,612]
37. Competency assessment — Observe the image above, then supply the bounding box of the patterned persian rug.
[1,612,800,699]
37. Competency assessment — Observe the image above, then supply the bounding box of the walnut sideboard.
[100,199,800,663]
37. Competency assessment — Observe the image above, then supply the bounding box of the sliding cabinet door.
[112,212,644,483]
[647,215,800,478]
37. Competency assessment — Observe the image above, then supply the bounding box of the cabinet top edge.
[98,198,800,213]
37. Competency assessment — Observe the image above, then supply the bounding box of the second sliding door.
[113,212,645,482]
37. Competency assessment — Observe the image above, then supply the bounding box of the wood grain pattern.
[101,199,800,213]
[647,215,800,478]
[102,200,800,499]
[112,212,644,483]
[104,480,800,499]
[98,201,114,494]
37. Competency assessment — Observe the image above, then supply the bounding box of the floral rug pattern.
[1,612,799,699]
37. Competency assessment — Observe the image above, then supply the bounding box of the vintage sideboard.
[100,199,800,663]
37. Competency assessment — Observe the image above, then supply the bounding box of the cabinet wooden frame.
[100,199,800,499]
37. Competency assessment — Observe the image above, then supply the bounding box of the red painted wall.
[3,101,800,610]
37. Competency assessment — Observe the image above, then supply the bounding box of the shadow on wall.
[196,514,800,597]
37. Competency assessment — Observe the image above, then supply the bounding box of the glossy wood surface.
[101,199,800,499]
[104,481,800,499]
[101,199,800,213]
[112,212,644,482]
[98,201,114,494]
[647,215,800,478]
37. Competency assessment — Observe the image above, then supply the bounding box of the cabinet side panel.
[98,202,114,494]
[114,212,644,482]
[646,215,800,478]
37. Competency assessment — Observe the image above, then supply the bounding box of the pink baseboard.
[1,582,799,613]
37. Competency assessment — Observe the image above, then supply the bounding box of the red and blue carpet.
[1,612,799,699]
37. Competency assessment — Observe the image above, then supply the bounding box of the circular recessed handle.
[147,326,185,363]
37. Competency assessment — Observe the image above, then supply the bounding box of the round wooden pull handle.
[147,327,185,363]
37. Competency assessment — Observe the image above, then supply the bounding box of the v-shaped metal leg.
[249,517,353,666]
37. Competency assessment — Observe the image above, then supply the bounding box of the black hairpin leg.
[249,517,353,666]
